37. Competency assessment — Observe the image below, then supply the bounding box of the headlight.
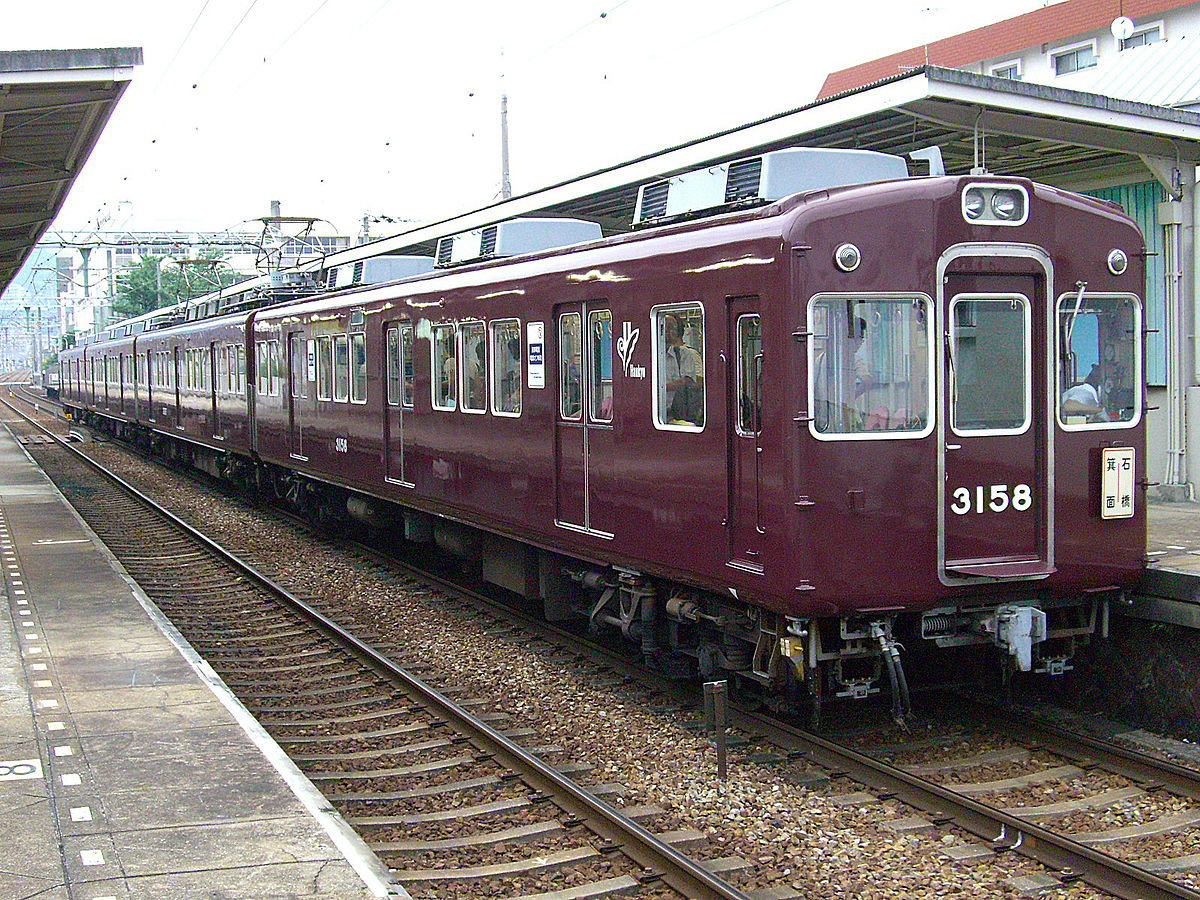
[1107,248,1128,275]
[964,190,986,220]
[961,183,1029,226]
[991,190,1019,219]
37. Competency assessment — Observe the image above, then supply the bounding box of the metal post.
[703,680,728,781]
[500,93,512,200]
[24,305,33,377]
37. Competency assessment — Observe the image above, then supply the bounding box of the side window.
[350,332,367,404]
[270,340,282,397]
[490,318,522,416]
[333,334,349,402]
[256,341,269,395]
[386,326,401,407]
[559,313,582,420]
[236,346,246,394]
[589,310,613,422]
[461,321,486,413]
[736,314,762,435]
[432,324,456,411]
[317,336,332,400]
[655,305,705,428]
[290,334,306,399]
[218,344,229,394]
[810,295,932,438]
[1057,293,1140,428]
[401,322,414,408]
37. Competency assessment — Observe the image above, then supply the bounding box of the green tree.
[111,254,245,320]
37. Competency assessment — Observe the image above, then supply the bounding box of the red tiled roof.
[818,0,1198,98]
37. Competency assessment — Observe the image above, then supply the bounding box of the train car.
[61,148,1147,721]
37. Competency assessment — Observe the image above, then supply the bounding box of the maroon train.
[59,149,1147,719]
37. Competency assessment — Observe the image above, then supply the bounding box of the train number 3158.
[950,484,1032,515]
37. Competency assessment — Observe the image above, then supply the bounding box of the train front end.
[787,172,1146,708]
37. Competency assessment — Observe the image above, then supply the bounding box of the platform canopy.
[319,64,1200,264]
[0,48,141,295]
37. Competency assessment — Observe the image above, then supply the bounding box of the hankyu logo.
[617,321,644,378]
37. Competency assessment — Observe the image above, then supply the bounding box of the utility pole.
[23,305,33,377]
[35,307,43,376]
[500,93,512,200]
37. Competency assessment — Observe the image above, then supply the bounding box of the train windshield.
[1057,293,1141,428]
[809,295,932,438]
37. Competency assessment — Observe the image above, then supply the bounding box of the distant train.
[60,148,1147,722]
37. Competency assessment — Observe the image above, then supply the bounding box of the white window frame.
[489,318,522,418]
[807,292,936,443]
[431,323,457,412]
[1052,39,1097,76]
[333,334,349,403]
[650,302,706,433]
[1122,21,1164,49]
[989,60,1021,79]
[1055,291,1142,432]
[349,331,367,405]
[948,292,1032,438]
[458,320,487,415]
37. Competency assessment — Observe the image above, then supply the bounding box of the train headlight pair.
[962,184,1028,226]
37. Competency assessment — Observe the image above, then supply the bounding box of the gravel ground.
[75,443,1133,898]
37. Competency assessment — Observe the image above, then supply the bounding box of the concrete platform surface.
[0,418,400,899]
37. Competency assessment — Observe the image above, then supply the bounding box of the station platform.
[1132,501,1200,628]
[0,421,397,899]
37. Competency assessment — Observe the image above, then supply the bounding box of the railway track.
[0,400,756,900]
[12,395,1200,899]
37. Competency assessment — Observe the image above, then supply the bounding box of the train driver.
[1062,364,1108,422]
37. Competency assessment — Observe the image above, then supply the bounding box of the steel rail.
[1,397,753,900]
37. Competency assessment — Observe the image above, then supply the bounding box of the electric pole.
[500,93,512,200]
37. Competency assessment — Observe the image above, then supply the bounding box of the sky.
[4,0,1051,240]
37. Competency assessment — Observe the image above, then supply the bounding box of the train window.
[736,314,762,435]
[950,295,1029,434]
[1057,293,1140,429]
[460,322,486,414]
[810,295,932,439]
[401,322,414,408]
[333,335,349,402]
[386,326,401,406]
[654,305,705,429]
[218,346,228,393]
[270,340,282,397]
[589,311,613,423]
[350,332,367,404]
[236,345,246,394]
[490,319,522,416]
[432,324,457,411]
[559,313,582,420]
[290,334,307,399]
[317,336,332,400]
[256,341,269,395]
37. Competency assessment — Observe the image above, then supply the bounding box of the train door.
[938,249,1053,581]
[287,332,306,460]
[173,347,182,428]
[554,303,614,537]
[210,343,220,438]
[383,321,413,485]
[727,299,763,570]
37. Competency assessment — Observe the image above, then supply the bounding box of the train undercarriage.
[71,408,1113,727]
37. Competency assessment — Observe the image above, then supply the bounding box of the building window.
[990,61,1020,80]
[1123,25,1162,50]
[1054,43,1096,75]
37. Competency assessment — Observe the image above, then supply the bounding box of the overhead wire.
[153,0,213,94]
[192,0,262,85]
